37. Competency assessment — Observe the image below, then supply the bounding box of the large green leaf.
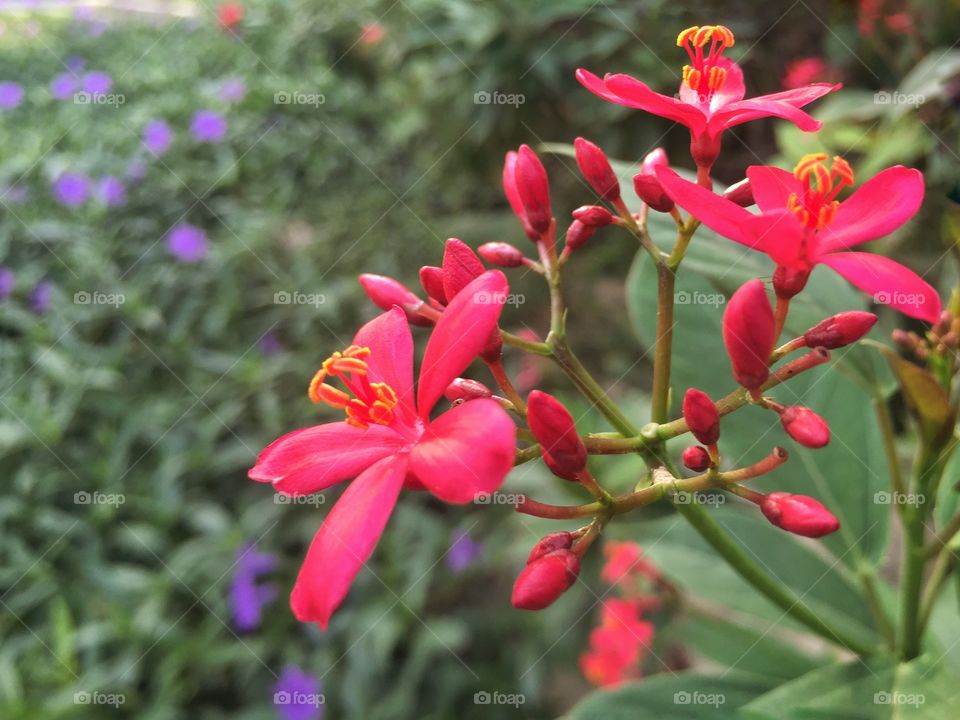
[743,655,960,720]
[564,672,775,719]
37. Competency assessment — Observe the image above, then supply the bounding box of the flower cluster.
[251,22,942,635]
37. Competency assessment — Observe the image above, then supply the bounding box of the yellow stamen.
[787,153,856,230]
[307,345,399,428]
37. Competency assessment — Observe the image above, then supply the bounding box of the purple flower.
[166,223,208,263]
[96,176,126,207]
[0,266,14,301]
[228,542,278,633]
[29,280,52,315]
[190,110,228,143]
[127,159,148,183]
[219,77,247,103]
[50,73,78,101]
[52,173,90,208]
[273,666,324,720]
[446,530,483,572]
[0,82,23,109]
[142,119,173,156]
[82,71,112,96]
[259,331,284,357]
[65,55,86,72]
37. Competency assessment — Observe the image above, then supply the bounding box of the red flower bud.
[633,148,674,213]
[444,378,493,403]
[515,145,552,236]
[760,492,839,538]
[723,279,776,389]
[478,242,525,268]
[779,406,830,448]
[511,549,580,610]
[503,151,539,241]
[419,265,446,304]
[682,388,720,446]
[723,178,754,207]
[572,205,616,227]
[359,274,431,327]
[527,531,574,563]
[682,445,711,472]
[773,265,810,300]
[218,2,244,29]
[564,220,598,254]
[803,311,877,349]
[574,137,621,203]
[442,238,484,302]
[527,390,587,481]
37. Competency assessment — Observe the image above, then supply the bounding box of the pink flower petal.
[409,398,516,504]
[249,422,406,495]
[598,73,707,130]
[820,252,941,322]
[290,454,408,628]
[716,99,823,132]
[746,166,801,213]
[749,83,841,108]
[353,307,416,421]
[442,238,484,302]
[655,167,764,248]
[416,270,508,416]
[817,166,924,253]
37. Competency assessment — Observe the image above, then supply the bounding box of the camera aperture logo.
[674,690,725,707]
[274,290,326,308]
[675,290,725,307]
[275,492,326,507]
[74,91,125,107]
[74,490,125,507]
[75,290,125,307]
[673,490,725,507]
[273,690,325,708]
[473,691,525,707]
[472,290,524,306]
[74,691,125,707]
[875,691,925,707]
[474,491,525,506]
[274,90,325,107]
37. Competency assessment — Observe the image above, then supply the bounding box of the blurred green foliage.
[1,0,960,718]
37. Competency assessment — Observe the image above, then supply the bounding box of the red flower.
[761,492,840,537]
[577,25,838,172]
[249,272,517,627]
[580,599,655,686]
[600,541,660,586]
[217,2,244,29]
[657,154,941,321]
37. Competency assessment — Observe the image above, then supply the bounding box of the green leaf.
[875,346,955,450]
[565,672,775,719]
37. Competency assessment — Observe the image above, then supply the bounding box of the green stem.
[859,568,896,650]
[874,395,907,503]
[918,548,954,634]
[676,501,877,655]
[651,263,676,423]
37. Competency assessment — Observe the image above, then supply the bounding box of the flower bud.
[682,388,720,446]
[723,178,754,207]
[442,238,484,302]
[682,445,711,472]
[503,151,539,241]
[419,265,446,304]
[527,390,587,481]
[515,145,552,236]
[564,220,598,254]
[478,242,525,268]
[444,378,493,403]
[358,274,429,327]
[527,531,574,563]
[803,311,877,349]
[574,137,620,203]
[779,405,830,448]
[511,549,580,610]
[760,492,840,538]
[634,149,674,212]
[723,279,775,389]
[572,205,616,227]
